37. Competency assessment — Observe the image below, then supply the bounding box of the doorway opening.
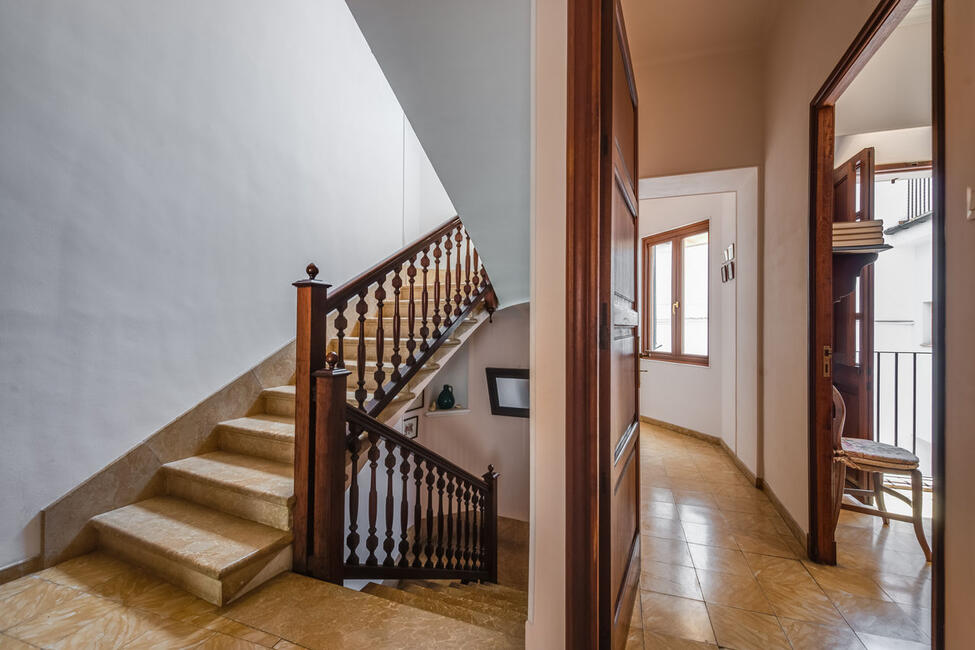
[807,0,944,645]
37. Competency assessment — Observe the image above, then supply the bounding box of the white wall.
[408,304,530,522]
[0,0,454,569]
[638,193,736,448]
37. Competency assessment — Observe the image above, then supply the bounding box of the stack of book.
[832,220,885,248]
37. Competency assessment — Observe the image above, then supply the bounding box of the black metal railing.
[873,350,933,478]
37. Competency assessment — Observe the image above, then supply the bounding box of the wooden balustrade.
[292,216,499,585]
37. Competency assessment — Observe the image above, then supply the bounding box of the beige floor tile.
[676,505,723,526]
[198,632,268,649]
[641,536,694,568]
[624,625,644,649]
[0,577,42,603]
[733,531,798,559]
[643,487,676,504]
[705,603,790,650]
[271,641,308,650]
[830,592,929,644]
[640,562,703,600]
[630,596,644,629]
[687,544,751,577]
[759,580,848,626]
[0,579,90,630]
[744,553,810,585]
[50,608,171,650]
[640,592,715,645]
[801,561,892,602]
[873,572,932,607]
[5,591,120,647]
[695,568,772,614]
[120,619,216,648]
[643,500,679,521]
[641,630,716,648]
[779,619,865,650]
[204,617,280,647]
[673,491,718,509]
[33,553,136,592]
[0,634,34,649]
[679,522,738,550]
[642,516,687,541]
[857,632,931,649]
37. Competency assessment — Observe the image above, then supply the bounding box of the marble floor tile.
[0,634,34,649]
[705,603,790,650]
[686,544,752,577]
[695,568,772,614]
[672,490,718,510]
[640,592,715,645]
[641,536,694,568]
[641,630,716,648]
[271,641,309,650]
[676,505,722,526]
[0,579,91,630]
[643,487,676,504]
[640,562,703,600]
[829,591,929,643]
[643,499,679,521]
[642,516,687,541]
[778,619,865,649]
[733,531,798,559]
[759,580,848,626]
[857,632,931,649]
[679,522,738,550]
[5,590,120,647]
[49,607,171,650]
[34,553,135,591]
[802,561,892,602]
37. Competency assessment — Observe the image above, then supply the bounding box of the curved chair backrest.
[831,385,846,450]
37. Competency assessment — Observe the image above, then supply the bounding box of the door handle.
[672,300,680,314]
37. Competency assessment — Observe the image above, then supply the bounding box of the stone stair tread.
[453,582,528,608]
[400,583,525,622]
[90,497,292,579]
[262,385,295,399]
[216,415,295,442]
[347,390,415,403]
[361,583,522,639]
[164,451,294,505]
[448,584,528,614]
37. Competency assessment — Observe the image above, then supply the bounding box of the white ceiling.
[835,0,932,137]
[621,0,778,67]
[345,0,531,306]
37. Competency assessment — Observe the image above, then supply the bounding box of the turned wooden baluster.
[346,426,362,566]
[398,447,411,567]
[461,482,470,571]
[390,264,403,383]
[354,289,369,409]
[334,301,348,368]
[412,462,424,568]
[424,461,436,568]
[463,230,473,307]
[442,233,453,329]
[383,438,397,566]
[472,250,481,298]
[435,467,446,568]
[470,489,480,570]
[373,276,387,403]
[432,240,443,338]
[419,247,431,352]
[445,475,455,569]
[406,255,417,366]
[365,430,381,566]
[453,227,464,317]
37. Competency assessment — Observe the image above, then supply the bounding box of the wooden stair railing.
[291,216,499,581]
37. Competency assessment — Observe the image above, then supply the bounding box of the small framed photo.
[720,264,729,283]
[728,260,736,280]
[403,415,419,439]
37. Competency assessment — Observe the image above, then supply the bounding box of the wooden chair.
[832,386,931,561]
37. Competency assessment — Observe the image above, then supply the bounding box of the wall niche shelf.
[832,245,891,302]
[425,408,471,418]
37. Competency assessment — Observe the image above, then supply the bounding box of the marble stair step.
[91,496,292,606]
[354,315,479,338]
[346,389,416,407]
[333,336,461,362]
[216,415,295,463]
[340,360,439,391]
[361,583,523,639]
[163,451,294,530]
[400,583,525,622]
[261,385,295,417]
[453,583,529,610]
[447,584,528,617]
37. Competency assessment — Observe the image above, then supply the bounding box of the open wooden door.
[565,0,639,647]
[832,148,876,493]
[598,2,641,648]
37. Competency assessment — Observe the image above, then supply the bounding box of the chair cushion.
[839,436,920,470]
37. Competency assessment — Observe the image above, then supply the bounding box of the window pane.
[651,242,672,353]
[682,232,708,356]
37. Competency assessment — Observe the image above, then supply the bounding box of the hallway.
[628,424,932,649]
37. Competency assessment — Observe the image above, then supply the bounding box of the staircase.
[83,218,500,607]
[362,580,527,643]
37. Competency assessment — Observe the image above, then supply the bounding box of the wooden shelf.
[832,244,892,254]
[833,251,881,302]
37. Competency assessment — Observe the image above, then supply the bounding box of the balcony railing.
[873,350,933,482]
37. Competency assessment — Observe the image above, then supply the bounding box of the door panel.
[832,148,876,493]
[600,3,640,648]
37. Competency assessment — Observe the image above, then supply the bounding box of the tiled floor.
[0,555,517,649]
[627,423,933,650]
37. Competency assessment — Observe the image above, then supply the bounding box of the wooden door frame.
[806,0,946,646]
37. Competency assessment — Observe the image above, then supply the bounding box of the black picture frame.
[403,415,419,439]
[485,367,530,418]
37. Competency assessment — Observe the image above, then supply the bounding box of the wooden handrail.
[325,216,462,311]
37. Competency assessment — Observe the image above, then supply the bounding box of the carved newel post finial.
[488,464,495,474]
[306,263,319,280]
[326,351,339,370]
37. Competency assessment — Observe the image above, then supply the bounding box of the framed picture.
[728,260,736,280]
[485,367,530,418]
[405,389,425,413]
[720,264,729,283]
[403,415,419,439]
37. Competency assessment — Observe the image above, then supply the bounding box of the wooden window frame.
[640,219,709,365]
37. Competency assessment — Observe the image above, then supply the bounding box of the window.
[641,220,709,364]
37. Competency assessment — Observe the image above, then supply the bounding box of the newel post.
[482,465,500,583]
[310,352,350,583]
[292,263,330,574]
